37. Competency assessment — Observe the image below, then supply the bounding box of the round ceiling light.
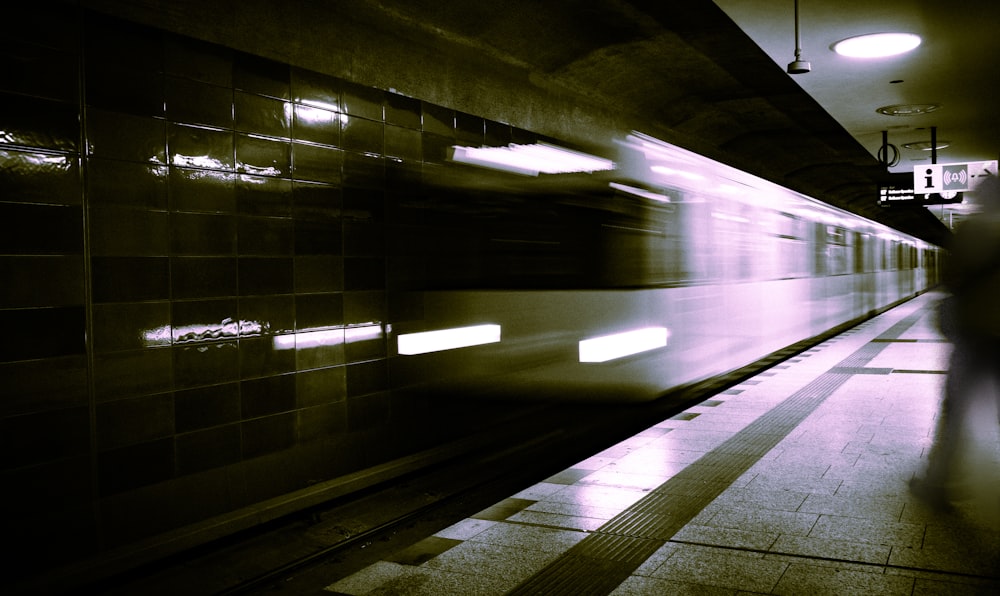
[876,103,941,116]
[832,33,921,58]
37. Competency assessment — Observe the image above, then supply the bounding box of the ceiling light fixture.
[832,33,921,58]
[876,103,941,116]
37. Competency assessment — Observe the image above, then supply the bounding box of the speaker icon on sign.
[943,167,968,190]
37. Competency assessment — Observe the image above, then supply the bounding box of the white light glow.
[651,165,705,181]
[579,327,669,363]
[832,33,921,58]
[609,182,670,203]
[273,322,384,350]
[451,143,614,176]
[398,324,501,355]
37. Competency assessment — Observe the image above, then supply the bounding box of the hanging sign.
[914,160,997,194]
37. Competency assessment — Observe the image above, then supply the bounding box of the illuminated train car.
[388,133,939,401]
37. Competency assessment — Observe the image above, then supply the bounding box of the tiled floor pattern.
[326,293,1000,595]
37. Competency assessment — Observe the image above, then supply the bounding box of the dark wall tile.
[1,42,80,103]
[89,206,170,256]
[297,402,347,441]
[171,256,238,299]
[169,167,236,213]
[384,160,422,191]
[88,159,168,210]
[168,122,234,171]
[174,383,241,432]
[238,294,295,336]
[295,366,346,408]
[295,293,343,331]
[241,374,296,418]
[341,115,383,155]
[87,109,166,164]
[294,256,343,293]
[345,321,386,364]
[85,66,164,118]
[236,174,292,217]
[421,132,454,165]
[344,291,386,326]
[170,212,237,255]
[0,306,85,362]
[0,92,79,152]
[0,256,85,308]
[93,348,173,401]
[91,256,170,303]
[291,142,343,184]
[0,203,83,255]
[293,181,341,219]
[238,257,294,296]
[344,221,386,257]
[98,438,175,496]
[485,119,513,146]
[236,133,290,177]
[238,216,294,256]
[455,111,485,145]
[291,67,341,112]
[92,301,171,352]
[0,406,90,470]
[421,102,454,136]
[239,335,296,378]
[294,217,343,256]
[96,393,175,450]
[346,360,387,397]
[0,356,89,416]
[173,341,239,390]
[385,93,421,130]
[235,92,290,138]
[342,151,384,189]
[166,77,234,129]
[342,82,383,121]
[84,12,163,75]
[346,390,389,430]
[293,104,341,147]
[165,36,233,87]
[241,412,295,458]
[0,149,80,206]
[344,257,386,290]
[384,125,421,161]
[175,423,241,474]
[234,53,289,100]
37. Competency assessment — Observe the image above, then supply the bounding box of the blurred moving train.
[388,133,940,401]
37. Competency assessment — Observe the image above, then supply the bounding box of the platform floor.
[325,292,1000,595]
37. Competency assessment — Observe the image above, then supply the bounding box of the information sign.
[914,160,997,194]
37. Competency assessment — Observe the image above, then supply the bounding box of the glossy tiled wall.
[0,6,535,578]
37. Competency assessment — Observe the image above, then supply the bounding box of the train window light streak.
[450,143,614,176]
[579,327,669,363]
[609,182,670,203]
[397,324,501,355]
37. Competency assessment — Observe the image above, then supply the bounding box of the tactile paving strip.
[506,310,925,596]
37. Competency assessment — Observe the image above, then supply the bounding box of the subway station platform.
[325,292,1000,595]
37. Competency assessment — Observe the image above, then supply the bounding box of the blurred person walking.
[911,175,1000,510]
